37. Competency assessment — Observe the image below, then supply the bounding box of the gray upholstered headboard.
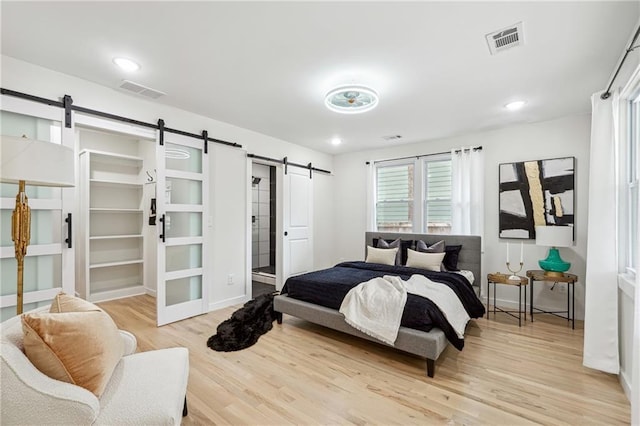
[365,232,482,288]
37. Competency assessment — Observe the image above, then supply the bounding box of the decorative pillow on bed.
[373,238,413,265]
[415,240,462,271]
[415,240,445,253]
[443,245,462,271]
[365,245,399,266]
[405,249,446,271]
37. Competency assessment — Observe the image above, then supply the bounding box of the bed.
[274,232,484,377]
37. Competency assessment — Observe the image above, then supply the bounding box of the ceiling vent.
[118,80,166,99]
[382,135,403,141]
[486,22,524,55]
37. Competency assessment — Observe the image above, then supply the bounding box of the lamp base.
[538,247,570,276]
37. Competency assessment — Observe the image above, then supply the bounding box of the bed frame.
[274,232,482,377]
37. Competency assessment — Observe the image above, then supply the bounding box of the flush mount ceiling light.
[325,85,379,114]
[505,100,526,111]
[113,57,140,72]
[330,137,342,146]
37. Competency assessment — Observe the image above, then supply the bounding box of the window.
[375,154,452,234]
[376,162,414,232]
[423,157,452,234]
[626,91,639,275]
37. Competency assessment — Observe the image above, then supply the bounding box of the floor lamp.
[0,135,75,315]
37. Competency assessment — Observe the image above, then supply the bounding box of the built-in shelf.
[90,259,144,269]
[90,208,143,213]
[90,179,142,189]
[89,234,143,240]
[78,138,148,304]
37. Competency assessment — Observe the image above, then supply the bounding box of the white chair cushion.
[95,347,189,426]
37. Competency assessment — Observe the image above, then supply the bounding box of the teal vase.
[538,247,570,273]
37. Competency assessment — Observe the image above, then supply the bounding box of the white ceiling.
[1,2,638,154]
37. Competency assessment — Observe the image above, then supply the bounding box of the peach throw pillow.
[21,294,123,397]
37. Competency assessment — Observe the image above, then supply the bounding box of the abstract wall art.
[499,156,575,239]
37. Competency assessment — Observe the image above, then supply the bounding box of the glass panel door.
[0,105,75,321]
[156,135,208,325]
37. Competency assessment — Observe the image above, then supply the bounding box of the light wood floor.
[99,295,630,425]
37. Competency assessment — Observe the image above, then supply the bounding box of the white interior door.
[279,165,313,290]
[0,97,75,320]
[156,133,208,326]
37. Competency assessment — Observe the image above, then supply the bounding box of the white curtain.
[451,147,484,239]
[583,91,620,374]
[365,162,376,231]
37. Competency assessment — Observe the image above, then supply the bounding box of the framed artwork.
[499,156,575,239]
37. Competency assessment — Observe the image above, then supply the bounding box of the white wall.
[333,114,591,319]
[1,55,334,309]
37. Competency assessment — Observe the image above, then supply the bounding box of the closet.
[76,126,156,302]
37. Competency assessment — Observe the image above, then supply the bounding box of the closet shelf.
[89,259,144,269]
[90,179,142,189]
[90,234,143,240]
[90,208,143,213]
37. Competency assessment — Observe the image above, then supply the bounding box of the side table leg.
[493,281,496,316]
[530,278,534,322]
[518,284,522,327]
[524,282,527,322]
[567,282,570,324]
[572,282,575,330]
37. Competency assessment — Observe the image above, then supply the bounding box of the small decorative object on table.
[505,241,524,280]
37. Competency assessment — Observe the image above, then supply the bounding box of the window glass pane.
[376,163,414,232]
[166,244,202,272]
[0,110,62,199]
[165,142,202,174]
[166,275,202,306]
[166,177,202,205]
[1,255,62,295]
[1,210,62,247]
[424,159,452,234]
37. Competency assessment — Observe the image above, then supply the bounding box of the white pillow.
[365,245,399,266]
[405,249,446,271]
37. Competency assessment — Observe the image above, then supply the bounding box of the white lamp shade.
[535,225,573,247]
[1,135,75,187]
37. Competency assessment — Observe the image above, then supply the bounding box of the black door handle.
[284,231,288,236]
[159,214,166,242]
[64,213,72,248]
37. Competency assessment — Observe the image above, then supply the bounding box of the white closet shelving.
[77,142,148,302]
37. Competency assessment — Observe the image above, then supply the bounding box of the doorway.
[251,163,276,291]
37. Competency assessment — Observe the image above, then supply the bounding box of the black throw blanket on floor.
[207,292,277,352]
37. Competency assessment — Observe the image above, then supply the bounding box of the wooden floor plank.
[99,295,630,425]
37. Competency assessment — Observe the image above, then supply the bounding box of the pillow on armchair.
[21,293,123,397]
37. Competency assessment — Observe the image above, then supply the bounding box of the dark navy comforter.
[281,261,485,350]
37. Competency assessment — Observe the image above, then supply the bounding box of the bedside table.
[526,270,578,329]
[486,273,528,326]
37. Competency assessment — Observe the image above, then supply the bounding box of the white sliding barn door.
[0,97,75,320]
[279,165,313,290]
[156,133,209,326]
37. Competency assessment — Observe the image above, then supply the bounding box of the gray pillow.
[416,240,445,253]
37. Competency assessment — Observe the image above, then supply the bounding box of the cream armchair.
[1,307,189,425]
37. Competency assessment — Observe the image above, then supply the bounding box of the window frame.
[619,69,640,280]
[373,153,452,234]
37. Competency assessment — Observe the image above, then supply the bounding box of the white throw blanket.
[403,274,470,339]
[339,275,407,345]
[339,274,470,346]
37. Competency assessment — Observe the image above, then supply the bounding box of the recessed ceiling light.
[113,57,140,72]
[505,100,526,111]
[330,138,342,146]
[325,85,378,114]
